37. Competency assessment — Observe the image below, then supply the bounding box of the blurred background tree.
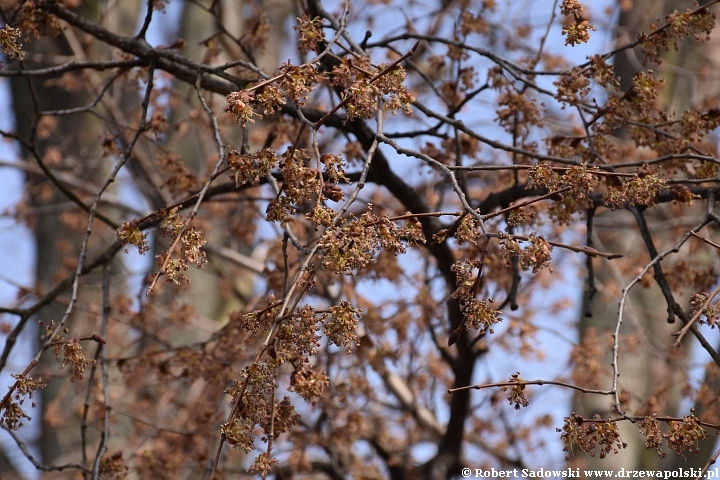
[573,0,720,472]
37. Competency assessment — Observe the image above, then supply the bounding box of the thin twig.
[696,446,720,480]
[690,230,720,251]
[0,59,143,77]
[487,233,622,259]
[91,264,112,480]
[482,187,572,220]
[614,216,713,415]
[0,425,94,475]
[135,0,154,40]
[114,409,195,436]
[448,378,612,396]
[672,283,720,348]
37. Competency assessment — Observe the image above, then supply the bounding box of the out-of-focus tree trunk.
[0,448,23,480]
[573,0,720,472]
[9,0,290,465]
[653,0,720,467]
[163,0,294,324]
[8,0,142,466]
[146,1,295,474]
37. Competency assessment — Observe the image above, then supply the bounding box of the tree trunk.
[573,0,720,471]
[8,0,142,466]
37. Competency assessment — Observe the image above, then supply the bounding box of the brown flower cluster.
[318,207,424,275]
[0,374,45,430]
[558,414,628,460]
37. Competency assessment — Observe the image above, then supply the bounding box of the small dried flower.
[664,414,708,459]
[520,235,553,273]
[57,339,95,381]
[322,183,344,202]
[99,451,130,479]
[225,90,261,126]
[503,372,529,410]
[326,301,362,350]
[117,221,150,255]
[0,25,24,61]
[294,15,325,51]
